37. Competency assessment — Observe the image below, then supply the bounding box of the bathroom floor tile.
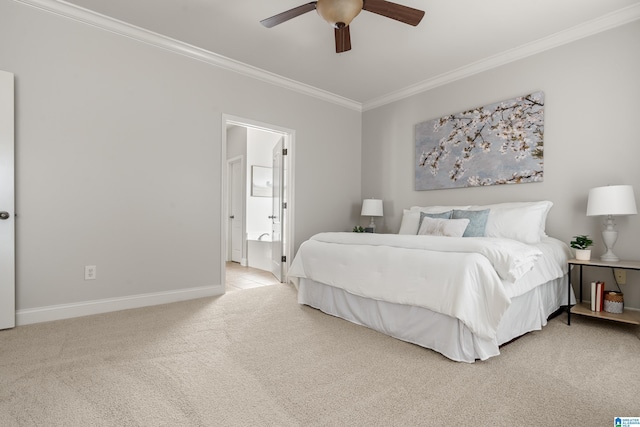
[225,262,280,292]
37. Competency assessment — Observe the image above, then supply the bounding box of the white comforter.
[288,233,567,341]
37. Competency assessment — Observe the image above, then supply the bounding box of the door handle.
[0,211,9,220]
[229,215,235,219]
[268,215,276,219]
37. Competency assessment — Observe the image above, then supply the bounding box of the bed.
[287,201,575,363]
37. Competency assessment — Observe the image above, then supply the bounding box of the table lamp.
[586,185,637,261]
[361,199,383,233]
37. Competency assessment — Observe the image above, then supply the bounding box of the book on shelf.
[590,282,596,311]
[593,281,605,312]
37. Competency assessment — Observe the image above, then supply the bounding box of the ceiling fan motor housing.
[316,0,364,28]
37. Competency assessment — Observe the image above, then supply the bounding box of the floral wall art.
[415,92,545,190]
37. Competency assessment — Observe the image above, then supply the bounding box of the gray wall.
[362,21,640,308]
[0,2,361,317]
[226,126,247,161]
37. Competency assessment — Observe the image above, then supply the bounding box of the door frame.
[221,114,295,288]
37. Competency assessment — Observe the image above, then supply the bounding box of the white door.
[228,158,243,263]
[0,70,15,330]
[271,138,285,282]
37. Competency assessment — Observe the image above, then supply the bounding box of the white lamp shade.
[361,199,383,217]
[586,185,638,216]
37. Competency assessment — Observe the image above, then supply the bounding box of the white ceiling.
[55,0,640,108]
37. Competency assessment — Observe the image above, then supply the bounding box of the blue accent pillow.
[417,210,452,234]
[452,209,489,237]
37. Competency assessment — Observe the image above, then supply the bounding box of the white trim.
[362,3,640,111]
[16,285,224,326]
[14,0,362,112]
[224,115,295,137]
[283,132,295,283]
[220,117,228,290]
[14,1,640,113]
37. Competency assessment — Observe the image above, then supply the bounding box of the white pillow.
[417,217,470,237]
[398,209,455,234]
[471,201,553,244]
[398,209,422,235]
[401,206,471,234]
[409,205,471,213]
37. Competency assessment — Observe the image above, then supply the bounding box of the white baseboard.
[16,284,225,326]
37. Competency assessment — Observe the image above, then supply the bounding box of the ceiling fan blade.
[260,2,317,28]
[362,0,425,26]
[335,25,352,53]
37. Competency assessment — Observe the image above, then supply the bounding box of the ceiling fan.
[261,0,425,53]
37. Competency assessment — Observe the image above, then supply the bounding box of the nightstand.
[567,258,640,325]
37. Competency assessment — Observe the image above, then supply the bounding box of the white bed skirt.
[297,275,575,363]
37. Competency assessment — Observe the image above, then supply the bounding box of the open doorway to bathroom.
[222,115,295,290]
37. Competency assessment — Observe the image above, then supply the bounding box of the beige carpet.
[1,283,639,426]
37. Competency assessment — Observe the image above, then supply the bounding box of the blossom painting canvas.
[415,92,544,191]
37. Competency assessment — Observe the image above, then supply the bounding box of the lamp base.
[600,251,620,262]
[368,217,376,233]
[601,227,619,262]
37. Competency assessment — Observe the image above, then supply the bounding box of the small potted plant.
[570,235,593,261]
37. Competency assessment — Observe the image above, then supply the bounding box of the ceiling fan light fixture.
[316,0,363,28]
[260,0,424,53]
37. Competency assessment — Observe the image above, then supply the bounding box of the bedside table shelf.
[567,258,640,325]
[570,302,640,325]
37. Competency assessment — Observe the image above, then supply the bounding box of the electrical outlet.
[614,269,626,285]
[84,265,97,280]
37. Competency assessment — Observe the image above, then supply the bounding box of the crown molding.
[15,0,363,112]
[14,0,640,114]
[362,3,640,111]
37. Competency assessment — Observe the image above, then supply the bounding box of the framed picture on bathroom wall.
[251,165,272,197]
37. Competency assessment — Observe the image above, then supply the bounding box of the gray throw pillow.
[417,210,453,233]
[451,209,489,237]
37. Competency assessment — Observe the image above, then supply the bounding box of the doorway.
[222,115,295,287]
